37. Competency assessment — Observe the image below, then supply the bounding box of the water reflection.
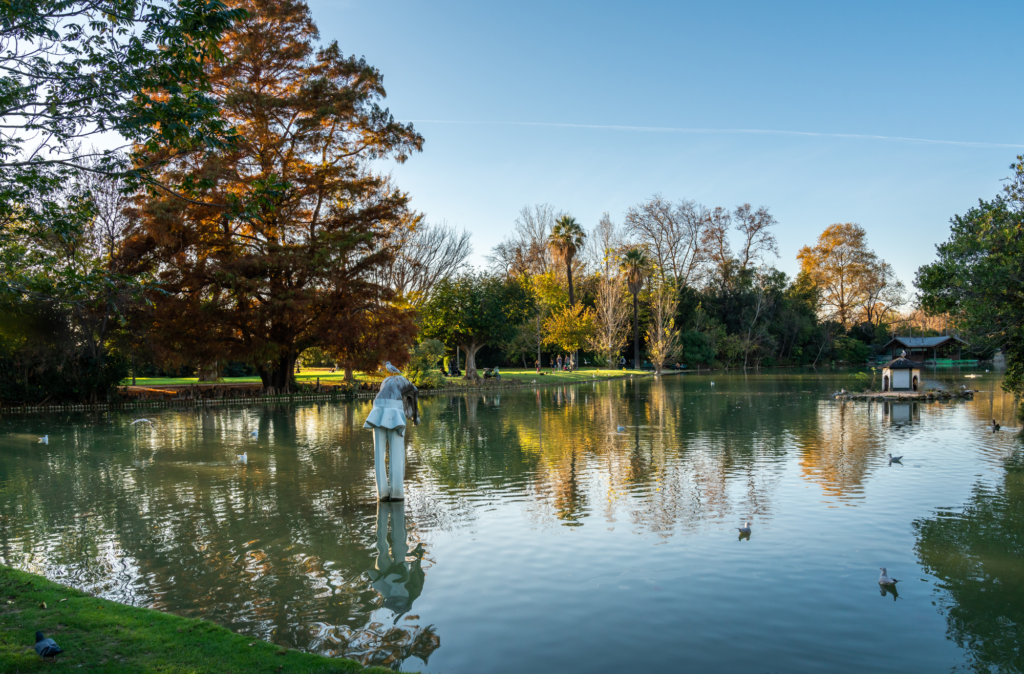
[914,454,1024,672]
[368,502,424,615]
[884,401,920,426]
[329,501,438,670]
[0,370,1020,673]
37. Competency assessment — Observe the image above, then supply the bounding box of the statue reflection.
[368,501,424,615]
[337,501,438,670]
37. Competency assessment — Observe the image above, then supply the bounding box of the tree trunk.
[461,341,482,381]
[567,262,575,307]
[259,351,297,393]
[344,361,354,382]
[632,292,640,369]
[535,314,542,368]
[198,360,220,382]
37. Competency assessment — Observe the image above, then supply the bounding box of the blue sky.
[310,0,1023,289]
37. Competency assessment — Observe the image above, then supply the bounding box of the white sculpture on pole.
[363,374,419,501]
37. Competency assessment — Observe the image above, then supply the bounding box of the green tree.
[0,0,244,401]
[548,215,586,306]
[419,273,534,380]
[620,248,650,369]
[917,157,1024,400]
[0,0,244,303]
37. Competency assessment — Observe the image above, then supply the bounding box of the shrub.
[406,339,447,388]
[834,336,870,364]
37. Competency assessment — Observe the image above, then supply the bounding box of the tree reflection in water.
[914,456,1024,672]
[8,372,1010,672]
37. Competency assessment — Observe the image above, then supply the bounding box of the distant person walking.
[620,356,626,370]
[557,354,563,371]
[535,358,540,373]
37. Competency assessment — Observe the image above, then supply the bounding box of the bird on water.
[35,631,63,661]
[237,452,247,464]
[878,568,899,586]
[617,425,626,432]
[736,522,752,535]
[888,453,903,463]
[38,435,48,444]
[385,361,402,375]
[993,419,1001,432]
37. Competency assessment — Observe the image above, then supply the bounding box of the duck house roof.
[882,335,968,350]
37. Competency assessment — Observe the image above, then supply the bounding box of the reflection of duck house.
[881,357,922,392]
[884,401,920,424]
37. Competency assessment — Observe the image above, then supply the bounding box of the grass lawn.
[124,367,653,388]
[479,367,649,384]
[123,369,376,387]
[0,564,402,673]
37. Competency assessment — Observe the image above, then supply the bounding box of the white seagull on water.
[878,568,899,586]
[249,429,258,438]
[385,361,402,375]
[236,452,247,464]
[888,453,903,463]
[617,425,626,432]
[736,522,752,534]
[38,435,48,444]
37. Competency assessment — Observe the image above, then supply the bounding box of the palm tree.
[620,248,650,369]
[548,215,586,307]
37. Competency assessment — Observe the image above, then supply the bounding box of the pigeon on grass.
[35,631,63,661]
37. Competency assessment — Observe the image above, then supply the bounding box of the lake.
[1,370,1022,672]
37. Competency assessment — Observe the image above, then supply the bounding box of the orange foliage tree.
[121,0,422,391]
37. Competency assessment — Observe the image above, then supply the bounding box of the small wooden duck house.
[881,357,922,392]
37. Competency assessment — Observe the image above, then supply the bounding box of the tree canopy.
[917,157,1024,398]
[419,272,534,380]
[797,223,903,329]
[548,215,586,306]
[120,0,422,392]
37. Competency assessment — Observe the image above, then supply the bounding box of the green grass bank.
[0,564,405,673]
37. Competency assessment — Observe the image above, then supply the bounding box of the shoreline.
[0,369,663,416]
[0,563,404,673]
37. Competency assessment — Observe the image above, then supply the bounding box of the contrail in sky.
[403,119,1024,149]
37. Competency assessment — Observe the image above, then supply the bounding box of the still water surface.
[1,371,1022,672]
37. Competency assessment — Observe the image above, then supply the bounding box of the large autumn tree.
[796,223,877,329]
[121,0,422,391]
